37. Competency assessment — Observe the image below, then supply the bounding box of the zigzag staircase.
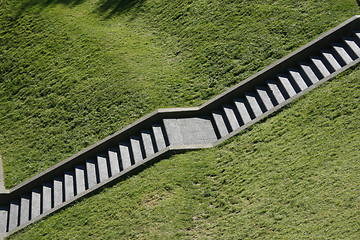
[1,15,360,238]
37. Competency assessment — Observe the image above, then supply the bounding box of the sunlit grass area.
[1,0,359,238]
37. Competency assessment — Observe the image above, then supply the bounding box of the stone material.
[97,155,109,182]
[300,63,319,83]
[20,195,30,225]
[212,111,229,138]
[164,117,218,146]
[152,124,167,151]
[234,99,252,124]
[0,156,5,192]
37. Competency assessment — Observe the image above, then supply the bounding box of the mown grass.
[1,0,360,238]
[9,65,360,239]
[1,0,358,188]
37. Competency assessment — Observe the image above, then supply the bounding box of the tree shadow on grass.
[16,0,146,20]
[95,0,146,19]
[15,0,85,18]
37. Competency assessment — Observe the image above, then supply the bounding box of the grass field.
[1,0,360,238]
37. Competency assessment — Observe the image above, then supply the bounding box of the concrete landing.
[163,117,218,146]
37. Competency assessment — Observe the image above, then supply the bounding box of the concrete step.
[321,50,343,71]
[223,105,240,131]
[311,56,331,77]
[277,75,297,98]
[141,130,156,158]
[19,195,30,225]
[245,92,266,117]
[0,206,9,233]
[152,124,167,151]
[86,160,98,189]
[299,62,319,84]
[8,200,19,231]
[42,183,52,213]
[288,68,309,91]
[64,172,75,201]
[75,165,86,194]
[119,143,132,170]
[53,177,63,207]
[343,37,360,57]
[130,137,144,164]
[108,149,121,175]
[97,154,109,183]
[212,110,230,138]
[332,43,354,64]
[266,80,286,105]
[31,189,41,219]
[234,98,252,124]
[256,86,275,111]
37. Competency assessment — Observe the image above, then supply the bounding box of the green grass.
[1,0,358,188]
[9,66,360,239]
[1,0,360,238]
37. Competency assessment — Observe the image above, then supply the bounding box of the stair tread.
[300,63,319,84]
[223,105,240,131]
[97,155,109,183]
[75,165,86,194]
[20,195,30,225]
[246,93,263,117]
[152,124,167,151]
[256,87,274,111]
[278,75,297,97]
[266,80,286,105]
[0,206,9,232]
[288,68,309,91]
[9,201,19,231]
[64,171,75,201]
[234,99,252,124]
[130,137,144,164]
[86,160,98,189]
[108,149,121,175]
[321,50,342,71]
[332,44,354,64]
[119,143,132,170]
[311,56,331,77]
[53,177,63,207]
[343,37,360,57]
[31,189,41,219]
[42,183,52,213]
[141,130,155,158]
[212,111,230,138]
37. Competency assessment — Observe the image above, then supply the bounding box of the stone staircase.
[1,15,360,238]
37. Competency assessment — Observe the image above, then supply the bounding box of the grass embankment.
[1,0,357,187]
[10,66,360,239]
[0,0,359,238]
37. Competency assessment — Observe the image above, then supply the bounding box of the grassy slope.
[1,0,358,187]
[0,0,359,238]
[9,67,360,239]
